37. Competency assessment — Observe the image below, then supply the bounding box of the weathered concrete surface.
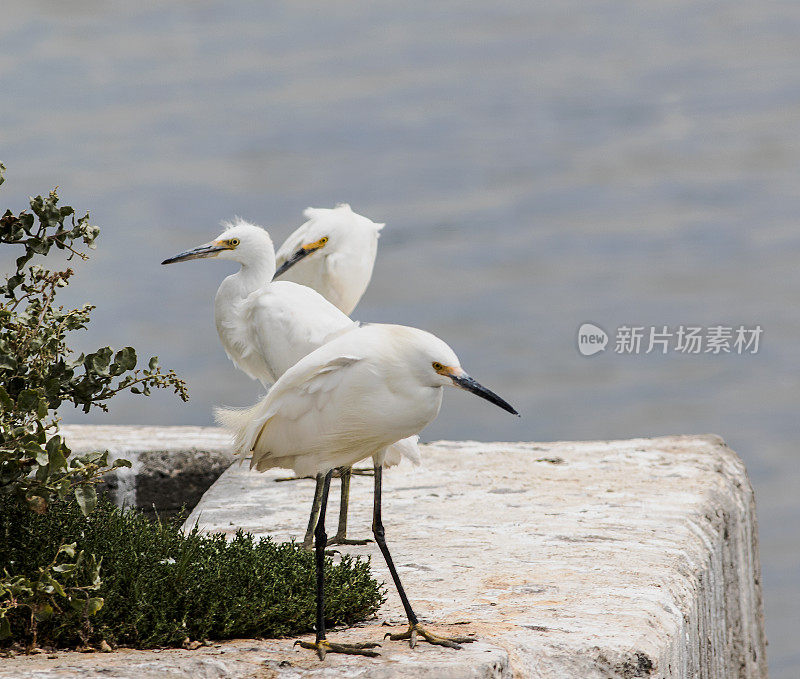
[59,425,234,513]
[0,637,509,678]
[7,433,767,679]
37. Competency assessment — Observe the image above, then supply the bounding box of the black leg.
[371,462,419,625]
[328,466,371,547]
[372,461,475,650]
[295,469,381,659]
[313,470,333,642]
[303,474,325,550]
[336,466,351,538]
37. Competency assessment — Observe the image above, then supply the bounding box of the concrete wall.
[20,427,768,679]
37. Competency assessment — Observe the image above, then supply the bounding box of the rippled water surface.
[2,2,799,674]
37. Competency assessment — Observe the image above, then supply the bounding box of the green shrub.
[1,494,384,649]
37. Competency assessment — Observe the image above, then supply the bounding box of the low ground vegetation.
[1,495,384,650]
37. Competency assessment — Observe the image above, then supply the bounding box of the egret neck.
[213,226,278,384]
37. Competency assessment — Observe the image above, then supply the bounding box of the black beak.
[452,373,520,416]
[161,243,227,265]
[273,247,312,280]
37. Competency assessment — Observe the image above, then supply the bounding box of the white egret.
[161,220,420,547]
[273,204,383,315]
[217,323,519,658]
[273,205,385,534]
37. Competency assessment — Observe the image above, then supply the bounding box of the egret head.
[161,219,275,270]
[398,327,520,416]
[273,204,383,280]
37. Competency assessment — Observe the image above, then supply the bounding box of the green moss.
[0,495,384,649]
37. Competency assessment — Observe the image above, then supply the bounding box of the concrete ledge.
[9,432,768,678]
[60,425,234,514]
[179,435,767,678]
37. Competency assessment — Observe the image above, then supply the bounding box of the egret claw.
[295,639,381,659]
[385,623,475,650]
[326,536,372,547]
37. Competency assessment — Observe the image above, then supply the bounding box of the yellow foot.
[385,623,475,650]
[326,534,371,547]
[301,535,369,552]
[294,639,381,660]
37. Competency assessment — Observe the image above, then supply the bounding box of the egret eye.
[229,238,240,247]
[320,236,329,244]
[432,362,444,371]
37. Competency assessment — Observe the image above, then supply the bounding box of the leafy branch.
[0,164,189,648]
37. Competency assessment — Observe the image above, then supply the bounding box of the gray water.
[2,2,798,674]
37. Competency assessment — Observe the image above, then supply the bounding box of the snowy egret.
[273,204,383,315]
[217,323,518,658]
[273,206,385,524]
[161,220,420,547]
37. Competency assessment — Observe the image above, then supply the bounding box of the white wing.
[241,281,356,379]
[217,351,371,475]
